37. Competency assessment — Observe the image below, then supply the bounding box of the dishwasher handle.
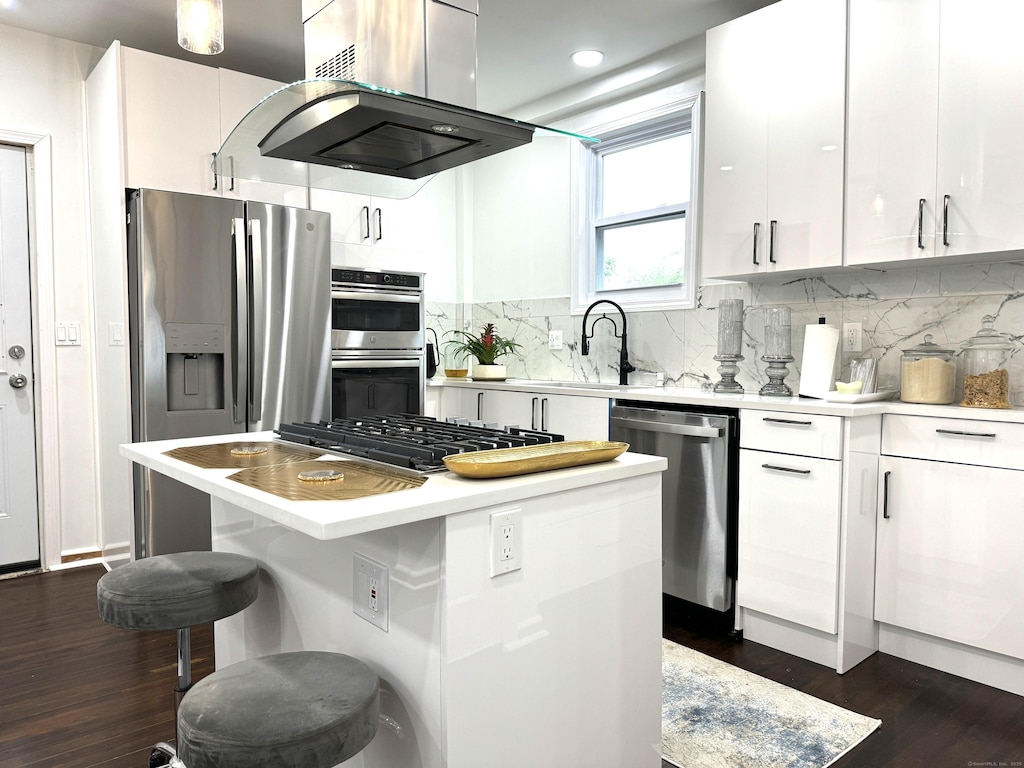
[610,416,724,438]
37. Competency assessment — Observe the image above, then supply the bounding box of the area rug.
[662,639,881,768]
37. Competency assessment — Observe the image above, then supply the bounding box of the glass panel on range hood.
[213,78,598,199]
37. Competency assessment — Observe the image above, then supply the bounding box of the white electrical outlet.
[489,508,522,577]
[548,330,563,350]
[353,553,389,631]
[842,322,863,353]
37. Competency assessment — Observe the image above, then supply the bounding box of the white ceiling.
[0,0,775,114]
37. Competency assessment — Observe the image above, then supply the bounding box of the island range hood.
[213,0,594,198]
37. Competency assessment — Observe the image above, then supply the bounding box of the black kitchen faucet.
[581,299,636,386]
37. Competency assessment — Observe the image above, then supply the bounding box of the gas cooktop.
[275,415,564,475]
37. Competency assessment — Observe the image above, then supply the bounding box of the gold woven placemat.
[227,460,425,501]
[163,441,325,469]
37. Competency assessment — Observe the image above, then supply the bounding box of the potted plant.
[445,322,521,381]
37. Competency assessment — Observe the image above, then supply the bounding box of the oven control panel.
[332,268,422,290]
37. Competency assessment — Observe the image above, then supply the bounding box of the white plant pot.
[472,364,507,381]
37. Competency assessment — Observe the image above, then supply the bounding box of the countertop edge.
[120,433,667,541]
[429,379,1024,423]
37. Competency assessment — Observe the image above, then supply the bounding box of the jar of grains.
[900,335,956,404]
[959,315,1015,409]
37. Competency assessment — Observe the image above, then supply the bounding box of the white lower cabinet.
[738,450,841,634]
[736,409,879,673]
[440,387,609,441]
[876,416,1024,662]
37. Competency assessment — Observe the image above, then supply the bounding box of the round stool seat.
[97,551,259,631]
[177,651,380,768]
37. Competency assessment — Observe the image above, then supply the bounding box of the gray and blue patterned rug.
[662,639,881,768]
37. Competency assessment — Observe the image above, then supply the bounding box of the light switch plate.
[548,330,563,350]
[353,553,389,631]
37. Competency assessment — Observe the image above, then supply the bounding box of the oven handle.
[331,289,422,304]
[331,359,423,369]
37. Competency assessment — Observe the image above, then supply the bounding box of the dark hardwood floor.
[663,605,1024,768]
[3,566,1022,767]
[1,565,213,768]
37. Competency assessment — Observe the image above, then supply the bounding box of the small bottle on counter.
[959,315,1015,409]
[900,335,955,404]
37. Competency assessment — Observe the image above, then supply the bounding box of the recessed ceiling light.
[571,50,604,68]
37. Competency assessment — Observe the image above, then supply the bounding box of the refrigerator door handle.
[232,217,247,424]
[248,217,264,424]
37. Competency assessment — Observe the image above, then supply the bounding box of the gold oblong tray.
[442,441,629,479]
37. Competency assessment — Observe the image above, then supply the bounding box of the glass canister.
[959,315,1015,409]
[900,335,956,404]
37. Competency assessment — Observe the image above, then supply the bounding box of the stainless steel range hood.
[212,0,595,199]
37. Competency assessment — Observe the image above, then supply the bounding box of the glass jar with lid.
[959,315,1015,408]
[900,335,956,404]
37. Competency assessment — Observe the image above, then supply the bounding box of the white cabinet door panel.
[875,456,1024,660]
[846,0,940,265]
[121,48,221,195]
[739,449,842,634]
[935,0,1024,258]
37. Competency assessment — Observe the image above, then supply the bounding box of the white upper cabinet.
[218,69,307,207]
[121,47,221,195]
[847,0,1024,266]
[702,0,846,280]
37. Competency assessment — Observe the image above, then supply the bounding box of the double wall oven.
[331,268,425,420]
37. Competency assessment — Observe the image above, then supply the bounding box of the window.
[573,97,701,312]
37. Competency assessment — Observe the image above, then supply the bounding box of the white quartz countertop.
[120,433,667,541]
[431,378,1024,423]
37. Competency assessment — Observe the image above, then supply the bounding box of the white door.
[0,143,41,569]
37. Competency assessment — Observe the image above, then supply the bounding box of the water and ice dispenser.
[165,323,225,411]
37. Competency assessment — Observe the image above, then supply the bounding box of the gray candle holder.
[713,354,744,394]
[759,355,794,397]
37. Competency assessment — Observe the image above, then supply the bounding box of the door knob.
[9,373,28,389]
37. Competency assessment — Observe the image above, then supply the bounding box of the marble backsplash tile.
[430,261,1024,405]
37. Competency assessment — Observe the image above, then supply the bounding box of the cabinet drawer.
[883,414,1024,470]
[740,409,843,459]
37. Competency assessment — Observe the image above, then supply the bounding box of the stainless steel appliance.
[330,268,426,419]
[610,403,739,614]
[127,188,331,556]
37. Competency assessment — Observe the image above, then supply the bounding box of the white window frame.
[571,93,702,314]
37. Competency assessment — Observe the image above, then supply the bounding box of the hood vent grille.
[315,44,357,81]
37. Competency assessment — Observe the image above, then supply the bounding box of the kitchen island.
[121,433,666,768]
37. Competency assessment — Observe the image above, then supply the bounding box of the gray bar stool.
[176,650,380,768]
[96,551,260,766]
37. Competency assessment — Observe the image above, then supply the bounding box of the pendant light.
[177,0,224,55]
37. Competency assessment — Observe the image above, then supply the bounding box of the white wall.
[0,23,105,563]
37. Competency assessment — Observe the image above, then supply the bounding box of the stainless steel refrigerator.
[127,188,331,556]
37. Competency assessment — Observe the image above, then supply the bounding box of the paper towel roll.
[799,324,840,398]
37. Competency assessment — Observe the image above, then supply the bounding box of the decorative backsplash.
[428,260,1024,404]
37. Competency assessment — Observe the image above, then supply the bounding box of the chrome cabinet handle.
[229,156,235,192]
[212,152,218,191]
[361,206,371,240]
[917,198,925,249]
[477,392,484,422]
[761,463,810,475]
[531,397,539,430]
[942,194,951,246]
[752,222,760,265]
[541,397,549,432]
[762,417,812,426]
[769,220,777,264]
[882,470,891,519]
[374,207,383,241]
[935,428,997,439]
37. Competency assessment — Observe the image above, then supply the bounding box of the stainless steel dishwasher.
[610,402,739,615]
